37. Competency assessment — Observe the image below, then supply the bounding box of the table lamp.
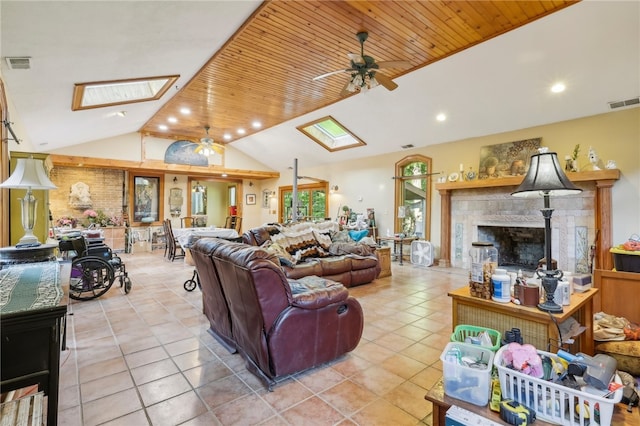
[511,148,582,313]
[1,156,57,246]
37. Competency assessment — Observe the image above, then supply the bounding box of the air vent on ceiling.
[401,144,414,149]
[5,57,32,70]
[608,96,639,109]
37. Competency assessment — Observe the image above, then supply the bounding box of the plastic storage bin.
[610,247,640,272]
[494,345,623,426]
[450,325,502,352]
[440,342,495,406]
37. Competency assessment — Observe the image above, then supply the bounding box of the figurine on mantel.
[565,144,580,172]
[586,146,604,170]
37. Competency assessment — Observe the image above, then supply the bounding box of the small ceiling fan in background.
[195,125,224,157]
[313,31,410,96]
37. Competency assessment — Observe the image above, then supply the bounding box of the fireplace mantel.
[436,169,620,270]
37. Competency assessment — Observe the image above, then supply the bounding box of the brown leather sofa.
[242,224,380,287]
[190,237,364,390]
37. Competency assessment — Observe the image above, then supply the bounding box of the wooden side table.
[377,235,417,265]
[376,246,391,278]
[449,286,596,355]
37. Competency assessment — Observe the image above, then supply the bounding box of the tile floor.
[57,250,469,425]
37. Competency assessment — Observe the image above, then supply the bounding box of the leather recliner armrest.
[288,276,349,309]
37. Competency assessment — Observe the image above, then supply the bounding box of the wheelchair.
[58,234,131,300]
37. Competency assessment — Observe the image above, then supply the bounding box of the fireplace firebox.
[478,225,545,272]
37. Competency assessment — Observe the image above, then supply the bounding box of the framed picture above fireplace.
[478,137,541,179]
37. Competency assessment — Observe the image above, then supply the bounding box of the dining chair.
[181,217,193,228]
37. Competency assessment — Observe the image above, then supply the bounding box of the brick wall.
[49,167,125,225]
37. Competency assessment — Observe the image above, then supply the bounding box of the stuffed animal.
[502,342,544,378]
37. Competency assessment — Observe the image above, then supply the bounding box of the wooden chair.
[164,219,185,261]
[181,217,193,228]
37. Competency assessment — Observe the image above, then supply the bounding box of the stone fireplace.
[435,169,620,272]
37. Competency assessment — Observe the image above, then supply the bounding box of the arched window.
[394,155,432,240]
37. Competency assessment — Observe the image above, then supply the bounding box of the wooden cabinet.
[376,246,391,278]
[102,226,126,252]
[593,269,640,323]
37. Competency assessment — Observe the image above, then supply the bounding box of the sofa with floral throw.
[241,221,380,287]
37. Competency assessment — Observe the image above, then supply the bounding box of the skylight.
[72,75,179,111]
[296,116,365,152]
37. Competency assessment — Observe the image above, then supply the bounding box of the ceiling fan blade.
[313,69,350,81]
[376,60,411,69]
[374,72,398,91]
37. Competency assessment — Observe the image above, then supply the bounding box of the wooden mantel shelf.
[436,169,621,270]
[435,169,620,192]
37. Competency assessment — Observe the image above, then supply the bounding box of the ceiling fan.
[313,31,410,96]
[195,126,224,156]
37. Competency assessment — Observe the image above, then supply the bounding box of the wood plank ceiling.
[141,0,578,145]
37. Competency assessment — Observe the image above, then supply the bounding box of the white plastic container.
[440,342,494,406]
[494,346,623,426]
[491,268,511,303]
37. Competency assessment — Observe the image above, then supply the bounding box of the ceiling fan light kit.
[314,31,409,96]
[196,125,224,157]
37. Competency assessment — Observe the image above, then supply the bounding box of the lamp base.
[537,300,563,313]
[536,268,564,314]
[17,230,40,247]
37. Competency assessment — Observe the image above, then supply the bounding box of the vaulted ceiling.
[2,1,639,172]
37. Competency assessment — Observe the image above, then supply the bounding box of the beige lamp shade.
[0,157,57,190]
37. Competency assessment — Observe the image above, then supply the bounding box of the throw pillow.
[349,229,369,242]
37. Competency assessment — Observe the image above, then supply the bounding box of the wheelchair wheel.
[183,279,197,292]
[123,276,132,294]
[69,256,115,300]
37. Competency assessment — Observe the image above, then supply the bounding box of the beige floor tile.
[125,346,169,369]
[183,360,234,388]
[196,375,252,409]
[280,396,346,426]
[352,398,419,426]
[80,370,134,403]
[383,380,431,419]
[77,356,128,384]
[349,365,405,396]
[164,337,203,356]
[295,365,346,394]
[319,379,378,416]
[180,411,223,426]
[130,358,180,385]
[146,390,209,426]
[172,347,217,371]
[379,353,428,380]
[213,393,276,425]
[82,388,143,426]
[100,409,150,426]
[138,373,192,406]
[261,380,313,412]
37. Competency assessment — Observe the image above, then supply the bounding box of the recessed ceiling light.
[180,107,191,115]
[167,116,177,123]
[223,133,232,141]
[252,121,262,129]
[551,82,566,93]
[436,113,447,122]
[158,124,168,131]
[116,111,127,117]
[221,173,228,177]
[237,128,246,135]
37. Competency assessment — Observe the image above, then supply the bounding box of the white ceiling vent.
[5,57,32,70]
[608,96,639,109]
[401,144,414,149]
